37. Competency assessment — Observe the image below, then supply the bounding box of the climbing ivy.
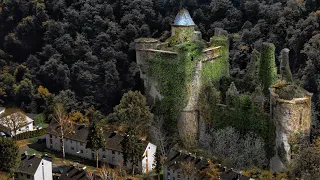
[149,42,203,134]
[258,43,277,94]
[201,36,230,84]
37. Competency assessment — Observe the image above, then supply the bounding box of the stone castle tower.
[270,83,312,171]
[135,9,226,145]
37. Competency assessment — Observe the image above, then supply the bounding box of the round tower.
[171,9,196,43]
[270,83,312,171]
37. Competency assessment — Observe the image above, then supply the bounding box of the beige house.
[46,122,157,174]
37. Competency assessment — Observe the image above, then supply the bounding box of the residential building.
[164,150,251,180]
[46,122,157,174]
[57,166,87,180]
[0,108,34,136]
[15,153,52,180]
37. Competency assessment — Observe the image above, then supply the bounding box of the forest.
[1,0,320,178]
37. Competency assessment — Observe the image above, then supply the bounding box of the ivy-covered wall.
[167,26,195,46]
[201,36,230,84]
[149,42,203,134]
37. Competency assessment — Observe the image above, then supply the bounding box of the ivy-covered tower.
[135,9,227,147]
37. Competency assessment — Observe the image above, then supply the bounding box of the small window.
[118,152,120,155]
[102,155,106,158]
[81,150,84,153]
[20,173,23,176]
[112,151,115,154]
[50,135,52,138]
[19,129,21,131]
[27,175,31,179]
[71,147,74,150]
[148,147,150,149]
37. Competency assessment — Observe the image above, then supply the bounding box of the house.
[0,108,35,136]
[163,150,252,180]
[15,153,52,180]
[46,122,157,174]
[57,166,87,180]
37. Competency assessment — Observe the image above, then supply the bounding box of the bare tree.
[96,164,123,180]
[52,103,74,160]
[150,116,168,157]
[85,169,95,180]
[180,161,197,180]
[200,161,220,180]
[0,108,28,136]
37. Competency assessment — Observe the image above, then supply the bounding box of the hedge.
[14,128,47,140]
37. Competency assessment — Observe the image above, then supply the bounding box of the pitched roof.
[165,150,250,180]
[173,9,195,26]
[46,122,150,152]
[59,166,87,180]
[16,154,49,175]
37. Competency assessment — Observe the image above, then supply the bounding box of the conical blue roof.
[173,9,195,26]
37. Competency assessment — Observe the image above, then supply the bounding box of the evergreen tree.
[112,91,152,135]
[258,43,277,94]
[121,130,143,177]
[226,82,239,107]
[0,137,20,174]
[86,121,106,168]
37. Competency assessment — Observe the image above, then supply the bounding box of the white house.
[0,109,34,136]
[46,122,157,174]
[15,153,52,180]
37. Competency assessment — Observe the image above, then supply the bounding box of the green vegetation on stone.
[149,42,202,134]
[201,36,229,84]
[258,43,277,94]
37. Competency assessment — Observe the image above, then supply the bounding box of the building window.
[50,135,52,138]
[71,147,75,150]
[27,175,31,179]
[81,150,84,153]
[20,173,23,176]
[149,147,150,149]
[112,151,115,154]
[103,155,106,158]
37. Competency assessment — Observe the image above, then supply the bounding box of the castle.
[135,9,227,145]
[135,9,312,171]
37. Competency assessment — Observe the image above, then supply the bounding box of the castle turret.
[270,83,312,171]
[171,9,200,43]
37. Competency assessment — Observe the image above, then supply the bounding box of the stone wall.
[270,87,312,171]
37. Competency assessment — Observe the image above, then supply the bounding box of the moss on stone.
[201,36,229,84]
[274,84,309,100]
